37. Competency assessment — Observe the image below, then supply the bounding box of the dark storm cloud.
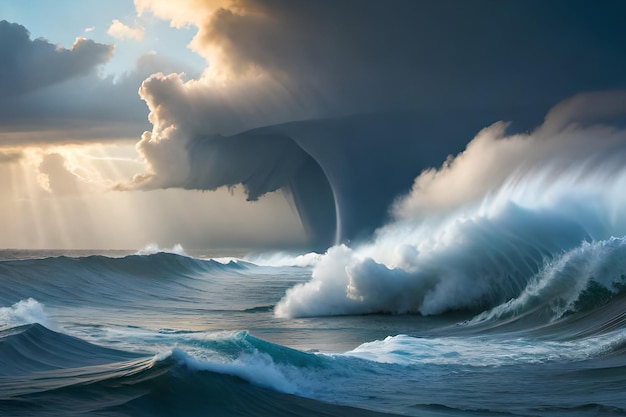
[0,21,113,95]
[189,0,626,123]
[132,0,626,246]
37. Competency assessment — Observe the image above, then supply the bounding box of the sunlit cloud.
[107,19,145,41]
[84,26,95,33]
[134,0,218,28]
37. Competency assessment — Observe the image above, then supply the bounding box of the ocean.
[1,240,626,417]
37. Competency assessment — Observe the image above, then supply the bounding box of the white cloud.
[107,19,145,41]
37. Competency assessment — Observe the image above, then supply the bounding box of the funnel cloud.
[128,0,626,247]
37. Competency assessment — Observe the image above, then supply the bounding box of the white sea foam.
[211,257,242,265]
[245,251,322,268]
[168,347,299,394]
[135,243,188,256]
[0,298,49,328]
[343,331,626,367]
[67,325,346,400]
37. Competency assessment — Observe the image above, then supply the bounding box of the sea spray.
[276,91,626,318]
[0,298,49,328]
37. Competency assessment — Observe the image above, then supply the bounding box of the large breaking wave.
[275,91,626,319]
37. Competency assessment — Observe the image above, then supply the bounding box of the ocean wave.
[276,232,626,328]
[0,252,247,308]
[0,323,147,397]
[0,324,392,417]
[275,93,626,320]
[2,321,626,417]
[471,237,626,325]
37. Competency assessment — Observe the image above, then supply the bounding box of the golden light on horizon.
[0,141,306,250]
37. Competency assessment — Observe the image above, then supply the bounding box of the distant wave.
[244,251,322,268]
[344,326,626,366]
[0,251,244,278]
[0,252,246,308]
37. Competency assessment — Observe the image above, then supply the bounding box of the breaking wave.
[275,91,626,320]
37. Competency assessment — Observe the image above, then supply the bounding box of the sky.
[1,0,625,250]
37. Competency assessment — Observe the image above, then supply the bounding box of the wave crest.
[0,298,49,329]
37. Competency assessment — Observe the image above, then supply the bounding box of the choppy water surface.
[1,245,626,417]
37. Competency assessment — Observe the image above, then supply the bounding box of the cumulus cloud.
[0,20,196,145]
[107,19,145,41]
[135,0,217,28]
[0,20,113,96]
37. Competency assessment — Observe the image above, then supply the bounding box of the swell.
[0,323,150,401]
[0,252,246,307]
[0,251,245,278]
